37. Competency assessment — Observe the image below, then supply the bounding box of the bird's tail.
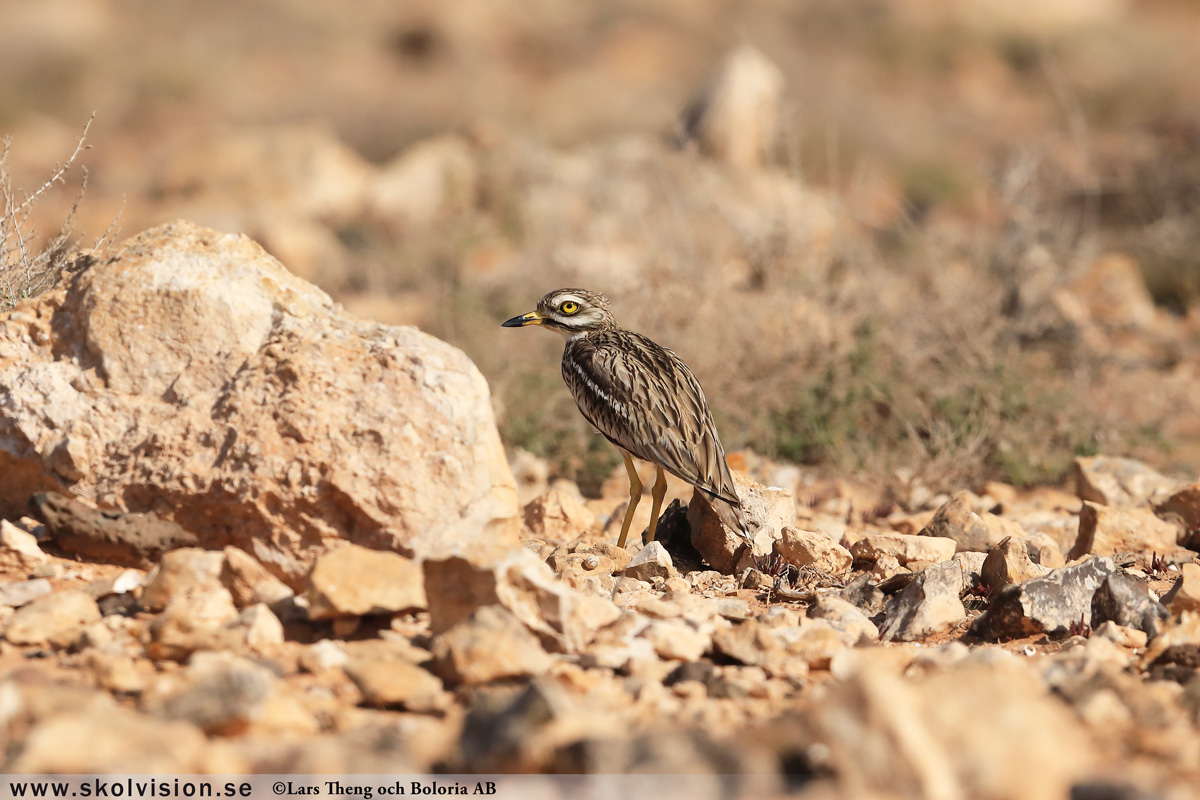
[715,496,754,546]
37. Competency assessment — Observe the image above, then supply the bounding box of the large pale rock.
[1074,456,1177,507]
[306,543,425,620]
[6,589,101,646]
[689,472,795,573]
[775,527,852,574]
[0,221,519,586]
[920,492,1027,553]
[1070,502,1181,560]
[850,532,957,566]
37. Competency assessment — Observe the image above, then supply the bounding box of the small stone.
[1154,483,1200,549]
[346,659,446,712]
[299,640,349,673]
[920,492,1027,553]
[431,605,554,685]
[1091,574,1169,638]
[808,596,879,644]
[1024,531,1066,568]
[0,579,52,608]
[1071,502,1181,560]
[143,588,240,662]
[1092,621,1148,649]
[641,619,710,661]
[152,653,274,735]
[81,569,144,600]
[0,519,47,566]
[838,573,885,613]
[141,548,226,613]
[974,557,1116,640]
[85,651,146,693]
[220,546,294,608]
[870,554,905,580]
[878,561,966,642]
[1074,456,1177,507]
[522,487,598,544]
[1158,561,1200,615]
[6,589,101,646]
[306,543,425,620]
[624,541,677,582]
[232,603,285,649]
[980,537,1048,590]
[711,619,784,669]
[775,527,852,574]
[850,532,957,566]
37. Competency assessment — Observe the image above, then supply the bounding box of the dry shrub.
[0,115,116,309]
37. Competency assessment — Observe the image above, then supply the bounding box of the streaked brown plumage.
[502,288,748,548]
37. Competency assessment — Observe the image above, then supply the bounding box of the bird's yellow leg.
[646,466,668,543]
[616,451,643,549]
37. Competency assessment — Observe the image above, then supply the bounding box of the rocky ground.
[0,222,1194,798]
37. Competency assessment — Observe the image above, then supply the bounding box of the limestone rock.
[10,705,210,772]
[775,527,852,574]
[306,543,425,620]
[0,518,46,567]
[141,548,226,613]
[974,557,1116,640]
[641,618,710,662]
[712,619,785,670]
[1071,502,1181,560]
[682,45,785,169]
[808,596,879,644]
[0,578,52,608]
[6,589,101,646]
[81,569,144,600]
[980,537,1049,590]
[232,603,285,649]
[1024,530,1066,568]
[1074,456,1177,507]
[1091,574,1169,638]
[879,562,966,642]
[30,492,197,567]
[522,487,597,544]
[143,588,240,661]
[1161,562,1200,614]
[424,550,620,653]
[1154,483,1200,549]
[689,472,794,573]
[920,492,1027,553]
[624,541,677,582]
[220,546,294,608]
[431,605,554,685]
[150,653,274,735]
[346,659,446,712]
[850,532,957,566]
[0,221,518,587]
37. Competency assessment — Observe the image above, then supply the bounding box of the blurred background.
[3,0,1200,500]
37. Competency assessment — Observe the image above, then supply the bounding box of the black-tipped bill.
[502,311,543,328]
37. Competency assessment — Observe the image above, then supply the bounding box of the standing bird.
[502,289,749,549]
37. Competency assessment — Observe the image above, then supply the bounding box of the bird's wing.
[564,331,740,506]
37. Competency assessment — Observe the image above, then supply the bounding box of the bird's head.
[501,288,617,339]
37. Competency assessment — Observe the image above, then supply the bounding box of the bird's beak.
[502,311,543,328]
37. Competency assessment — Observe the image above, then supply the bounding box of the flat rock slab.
[31,492,197,567]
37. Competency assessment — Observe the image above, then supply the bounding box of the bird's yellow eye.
[560,301,580,315]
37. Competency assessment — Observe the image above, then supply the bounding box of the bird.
[502,288,749,549]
